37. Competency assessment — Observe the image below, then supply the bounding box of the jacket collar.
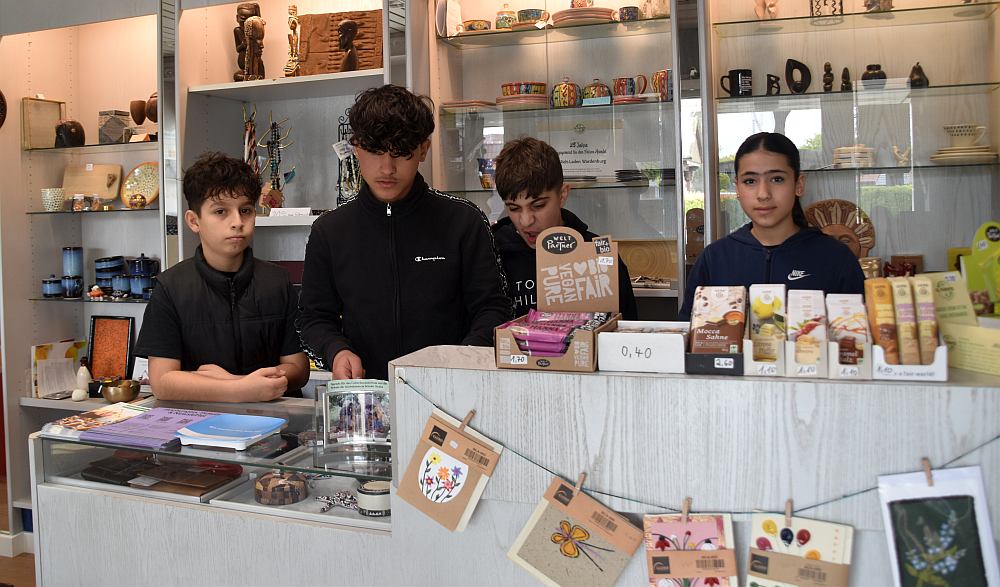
[194,245,254,299]
[357,172,428,218]
[729,222,818,250]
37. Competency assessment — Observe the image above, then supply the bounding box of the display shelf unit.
[714,1,1000,38]
[188,69,386,102]
[0,10,165,537]
[707,0,1000,272]
[29,297,149,304]
[415,0,685,319]
[26,207,159,216]
[438,15,671,48]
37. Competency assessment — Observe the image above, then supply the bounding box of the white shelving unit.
[189,69,386,102]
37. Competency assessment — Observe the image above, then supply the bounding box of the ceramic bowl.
[101,379,140,403]
[40,187,65,212]
[462,19,490,31]
[501,81,547,96]
[517,8,548,22]
[95,255,126,271]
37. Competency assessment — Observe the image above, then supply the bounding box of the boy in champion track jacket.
[296,85,511,380]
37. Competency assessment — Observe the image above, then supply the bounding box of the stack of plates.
[440,99,495,112]
[612,96,644,105]
[930,145,999,165]
[552,7,614,26]
[616,168,676,184]
[495,94,549,111]
[832,145,875,168]
[565,175,598,184]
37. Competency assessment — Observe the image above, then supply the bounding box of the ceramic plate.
[120,161,160,205]
[435,0,447,36]
[553,17,612,26]
[930,154,998,165]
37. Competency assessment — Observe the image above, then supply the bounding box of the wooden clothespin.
[681,497,692,524]
[574,472,587,496]
[922,457,934,487]
[784,499,794,528]
[459,409,476,432]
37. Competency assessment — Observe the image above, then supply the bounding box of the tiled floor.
[0,553,35,587]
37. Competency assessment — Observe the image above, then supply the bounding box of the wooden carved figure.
[243,15,266,81]
[284,5,301,77]
[233,2,261,81]
[338,19,359,72]
[823,62,833,92]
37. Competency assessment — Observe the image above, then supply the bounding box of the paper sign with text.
[397,409,502,532]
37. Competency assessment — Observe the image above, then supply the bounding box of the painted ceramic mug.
[517,8,549,22]
[62,275,84,299]
[613,74,648,97]
[651,68,672,101]
[615,6,640,21]
[551,76,582,108]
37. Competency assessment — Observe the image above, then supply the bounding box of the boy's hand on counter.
[332,350,365,380]
[235,367,288,401]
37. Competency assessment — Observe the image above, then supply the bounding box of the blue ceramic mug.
[130,275,152,297]
[62,246,83,278]
[112,274,131,294]
[62,275,83,299]
[42,275,62,298]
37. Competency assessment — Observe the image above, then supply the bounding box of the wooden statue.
[233,3,262,82]
[338,19,359,72]
[284,5,301,77]
[243,15,266,81]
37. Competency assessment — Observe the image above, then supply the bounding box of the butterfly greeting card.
[508,475,643,587]
[644,513,738,587]
[397,409,502,532]
[746,512,854,587]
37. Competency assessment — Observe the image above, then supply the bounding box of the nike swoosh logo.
[787,272,811,281]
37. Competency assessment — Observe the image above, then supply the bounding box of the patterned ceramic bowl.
[501,81,547,96]
[461,19,491,31]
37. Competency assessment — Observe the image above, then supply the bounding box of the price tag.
[796,364,818,376]
[85,163,94,171]
[618,345,655,367]
[332,140,355,161]
[509,354,528,365]
[838,365,860,377]
[714,357,735,369]
[597,256,614,266]
[756,363,778,376]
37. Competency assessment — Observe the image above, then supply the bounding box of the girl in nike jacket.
[679,132,865,320]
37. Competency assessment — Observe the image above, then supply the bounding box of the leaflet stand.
[872,343,948,382]
[784,340,828,378]
[742,339,785,377]
[827,341,873,380]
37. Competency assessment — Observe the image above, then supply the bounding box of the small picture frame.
[21,97,66,150]
[88,315,135,380]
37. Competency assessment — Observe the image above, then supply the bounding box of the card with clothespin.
[397,408,502,532]
[878,461,1000,587]
[747,500,854,587]
[643,497,738,586]
[508,472,642,587]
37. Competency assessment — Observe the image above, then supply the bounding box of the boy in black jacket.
[135,152,309,401]
[491,137,638,319]
[297,85,511,380]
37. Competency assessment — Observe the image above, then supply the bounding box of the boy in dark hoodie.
[491,137,638,319]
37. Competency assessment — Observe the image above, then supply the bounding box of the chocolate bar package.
[826,293,869,365]
[749,284,786,362]
[865,278,899,364]
[787,289,827,364]
[909,275,939,365]
[690,286,746,354]
[888,277,921,365]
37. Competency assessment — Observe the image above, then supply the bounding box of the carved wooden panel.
[297,9,383,75]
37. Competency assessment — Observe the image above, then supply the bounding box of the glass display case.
[707,1,1000,272]
[35,398,391,531]
[419,0,691,310]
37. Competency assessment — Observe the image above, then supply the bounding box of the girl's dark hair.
[734,131,811,229]
[183,151,262,214]
[349,84,435,158]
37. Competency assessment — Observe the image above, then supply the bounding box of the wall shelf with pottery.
[188,68,386,102]
[25,142,160,154]
[26,207,159,216]
[439,15,670,49]
[715,2,999,38]
[716,81,1000,113]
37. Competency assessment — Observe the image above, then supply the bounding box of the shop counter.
[29,345,1000,585]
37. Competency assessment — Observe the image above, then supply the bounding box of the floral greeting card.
[644,514,737,587]
[746,513,853,587]
[879,466,999,587]
[508,476,643,587]
[397,409,502,532]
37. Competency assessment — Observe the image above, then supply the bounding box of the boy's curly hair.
[183,151,261,214]
[349,85,435,158]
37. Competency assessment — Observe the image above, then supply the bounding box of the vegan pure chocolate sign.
[535,226,620,313]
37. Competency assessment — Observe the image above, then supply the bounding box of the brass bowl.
[101,379,140,403]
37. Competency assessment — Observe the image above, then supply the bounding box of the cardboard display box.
[496,226,621,372]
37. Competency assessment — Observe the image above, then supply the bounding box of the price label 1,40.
[838,365,860,377]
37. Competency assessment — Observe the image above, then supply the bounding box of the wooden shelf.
[188,69,386,102]
[255,215,320,227]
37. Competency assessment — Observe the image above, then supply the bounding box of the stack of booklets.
[79,407,219,450]
[41,402,150,440]
[176,413,287,450]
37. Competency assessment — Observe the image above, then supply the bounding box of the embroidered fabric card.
[879,465,999,587]
[644,513,738,586]
[746,513,854,587]
[508,476,642,587]
[397,409,502,532]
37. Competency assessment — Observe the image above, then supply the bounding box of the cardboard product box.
[597,321,688,373]
[940,318,1000,377]
[495,226,622,372]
